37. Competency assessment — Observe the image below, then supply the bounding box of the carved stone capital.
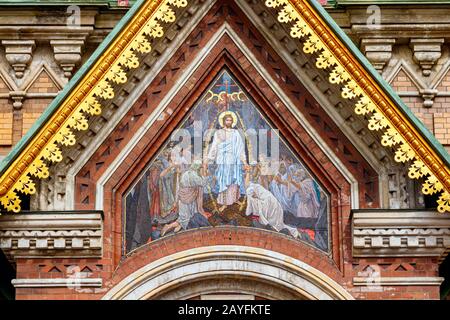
[410,38,445,77]
[1,40,36,79]
[50,40,84,78]
[352,210,450,259]
[419,88,438,108]
[9,91,26,110]
[0,211,103,260]
[360,38,396,73]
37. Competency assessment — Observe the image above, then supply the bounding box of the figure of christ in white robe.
[245,183,299,239]
[206,126,247,208]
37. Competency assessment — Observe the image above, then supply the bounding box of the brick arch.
[102,231,354,300]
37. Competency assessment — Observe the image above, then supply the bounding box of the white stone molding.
[102,246,354,300]
[410,38,445,77]
[353,277,444,286]
[360,38,396,73]
[1,40,36,79]
[50,40,85,78]
[11,278,103,288]
[352,210,450,259]
[0,212,103,259]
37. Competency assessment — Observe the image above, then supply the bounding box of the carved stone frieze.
[0,211,103,260]
[352,210,450,259]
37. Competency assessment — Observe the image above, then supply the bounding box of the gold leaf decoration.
[80,97,102,116]
[329,65,351,85]
[395,143,415,163]
[316,50,337,69]
[155,4,176,23]
[265,0,288,8]
[342,80,363,100]
[290,19,310,39]
[132,34,152,54]
[16,175,36,195]
[107,64,128,84]
[263,0,450,213]
[368,113,388,131]
[408,160,431,179]
[144,21,164,38]
[437,192,450,213]
[93,80,115,100]
[120,51,140,69]
[55,127,77,147]
[29,159,49,179]
[381,128,402,147]
[42,143,63,163]
[67,110,89,131]
[303,34,322,54]
[422,175,443,195]
[0,190,21,213]
[168,0,188,8]
[278,5,297,23]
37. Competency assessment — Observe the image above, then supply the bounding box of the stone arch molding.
[102,246,354,300]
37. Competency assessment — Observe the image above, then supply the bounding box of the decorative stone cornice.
[352,210,450,259]
[0,211,103,260]
[353,276,444,287]
[11,278,103,288]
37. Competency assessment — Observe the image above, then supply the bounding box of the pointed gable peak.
[0,0,449,213]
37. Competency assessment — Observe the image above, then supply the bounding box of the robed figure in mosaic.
[123,71,330,255]
[204,110,249,212]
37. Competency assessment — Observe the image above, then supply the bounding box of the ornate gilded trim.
[0,0,188,212]
[264,0,450,212]
[1,0,449,213]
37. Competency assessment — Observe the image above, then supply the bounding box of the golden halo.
[218,110,238,128]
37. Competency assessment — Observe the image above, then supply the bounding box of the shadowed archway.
[102,245,354,300]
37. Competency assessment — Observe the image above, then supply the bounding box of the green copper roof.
[0,0,449,178]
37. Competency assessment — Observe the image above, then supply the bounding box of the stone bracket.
[1,40,36,79]
[361,38,396,74]
[0,211,103,260]
[352,210,450,260]
[410,38,445,77]
[50,40,85,79]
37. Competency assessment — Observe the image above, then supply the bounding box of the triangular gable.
[0,0,449,213]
